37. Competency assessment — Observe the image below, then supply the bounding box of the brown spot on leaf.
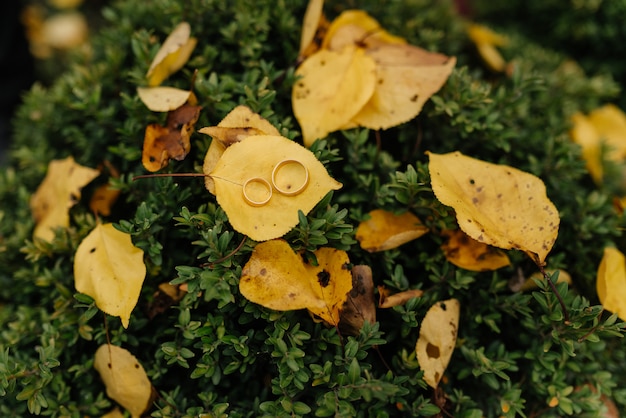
[317,270,331,287]
[426,342,440,359]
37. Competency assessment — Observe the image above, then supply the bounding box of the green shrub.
[1,0,626,416]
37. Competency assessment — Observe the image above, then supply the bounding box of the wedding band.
[242,177,272,206]
[271,159,309,196]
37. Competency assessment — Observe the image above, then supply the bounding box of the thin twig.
[539,265,570,323]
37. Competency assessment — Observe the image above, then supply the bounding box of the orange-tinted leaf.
[441,229,510,271]
[356,209,428,252]
[89,183,121,217]
[416,298,460,389]
[30,156,100,241]
[339,265,376,336]
[428,151,560,265]
[378,287,424,308]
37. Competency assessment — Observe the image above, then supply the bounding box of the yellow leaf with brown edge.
[200,105,280,194]
[428,151,560,266]
[239,239,352,326]
[209,135,342,241]
[293,46,377,147]
[442,229,510,272]
[597,247,626,321]
[146,22,197,86]
[94,344,153,418]
[30,156,100,242]
[137,86,191,112]
[378,287,424,309]
[356,209,428,252]
[416,298,460,389]
[299,0,325,58]
[322,9,405,51]
[74,223,146,328]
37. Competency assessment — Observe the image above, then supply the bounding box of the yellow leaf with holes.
[209,135,342,241]
[74,224,146,328]
[428,151,560,265]
[293,46,377,146]
[597,247,626,321]
[94,344,153,418]
[356,209,428,252]
[146,22,197,86]
[200,105,280,194]
[441,229,510,271]
[137,86,192,112]
[30,157,99,242]
[239,239,352,326]
[416,298,460,389]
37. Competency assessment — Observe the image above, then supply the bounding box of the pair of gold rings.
[242,159,310,207]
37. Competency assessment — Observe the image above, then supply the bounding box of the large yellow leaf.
[428,151,559,265]
[416,298,460,389]
[355,209,428,252]
[74,223,146,328]
[94,344,153,418]
[597,247,626,321]
[200,105,280,194]
[30,156,100,242]
[209,135,342,241]
[146,22,197,87]
[239,239,352,326]
[292,46,377,146]
[441,229,510,272]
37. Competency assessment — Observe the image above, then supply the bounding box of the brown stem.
[133,173,209,181]
[201,235,248,268]
[539,265,570,324]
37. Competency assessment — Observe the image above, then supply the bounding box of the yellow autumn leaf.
[293,46,377,147]
[200,105,280,194]
[355,209,429,252]
[597,247,626,321]
[239,239,353,326]
[441,229,510,271]
[378,287,424,309]
[146,21,197,87]
[416,298,460,389]
[321,10,405,51]
[299,0,325,57]
[100,407,125,418]
[428,151,560,266]
[74,223,146,328]
[94,344,153,418]
[570,111,604,183]
[467,24,508,72]
[209,135,342,241]
[30,156,100,242]
[137,86,191,112]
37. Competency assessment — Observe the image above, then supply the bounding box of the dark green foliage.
[2,0,626,416]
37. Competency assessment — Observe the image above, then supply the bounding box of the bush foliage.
[1,0,626,416]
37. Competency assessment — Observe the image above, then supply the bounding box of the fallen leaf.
[597,247,626,321]
[299,0,325,59]
[509,268,572,292]
[30,156,100,242]
[146,21,197,87]
[441,229,510,271]
[570,111,604,183]
[141,104,201,172]
[356,209,429,252]
[467,24,508,72]
[89,161,121,217]
[339,265,376,335]
[239,239,353,326]
[137,86,192,112]
[416,298,460,389]
[428,151,560,266]
[200,105,281,194]
[94,344,153,418]
[209,135,342,241]
[293,46,377,146]
[378,287,424,308]
[74,223,146,328]
[321,10,405,51]
[41,11,88,50]
[100,407,125,418]
[147,282,186,319]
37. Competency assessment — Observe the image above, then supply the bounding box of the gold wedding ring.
[271,159,309,196]
[242,177,272,207]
